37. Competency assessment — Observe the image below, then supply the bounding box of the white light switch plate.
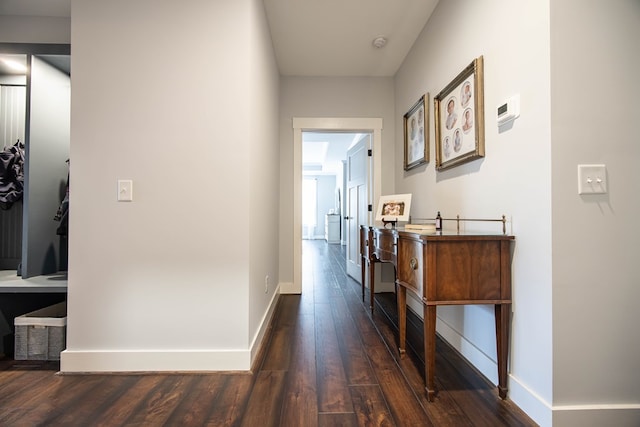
[118,179,133,201]
[577,164,606,195]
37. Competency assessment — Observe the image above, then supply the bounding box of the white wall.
[63,0,278,372]
[550,1,640,425]
[394,1,553,424]
[278,77,395,285]
[247,0,281,362]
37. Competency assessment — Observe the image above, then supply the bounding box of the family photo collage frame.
[403,55,485,172]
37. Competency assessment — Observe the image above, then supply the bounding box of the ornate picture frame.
[434,56,485,171]
[403,94,429,171]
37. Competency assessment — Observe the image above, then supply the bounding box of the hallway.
[284,239,535,426]
[0,240,535,426]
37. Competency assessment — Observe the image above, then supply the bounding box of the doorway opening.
[290,117,382,295]
[0,46,71,283]
[302,131,361,243]
[0,45,71,358]
[302,177,318,240]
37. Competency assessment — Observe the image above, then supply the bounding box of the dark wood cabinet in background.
[360,225,514,401]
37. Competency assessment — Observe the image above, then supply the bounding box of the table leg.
[424,304,437,401]
[368,258,376,313]
[396,285,406,357]
[360,257,366,303]
[495,303,511,399]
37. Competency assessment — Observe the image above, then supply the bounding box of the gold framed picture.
[434,56,485,171]
[403,94,429,171]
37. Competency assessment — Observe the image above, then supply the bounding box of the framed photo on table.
[403,94,429,171]
[434,56,485,171]
[375,194,412,223]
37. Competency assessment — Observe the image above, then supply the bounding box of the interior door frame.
[0,43,70,278]
[291,117,382,294]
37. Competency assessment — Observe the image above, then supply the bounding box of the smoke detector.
[372,36,387,49]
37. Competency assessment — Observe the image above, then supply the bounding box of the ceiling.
[303,132,363,176]
[0,0,438,77]
[0,0,439,168]
[264,0,439,77]
[0,54,70,75]
[0,54,27,75]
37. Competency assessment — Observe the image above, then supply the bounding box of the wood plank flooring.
[0,240,536,426]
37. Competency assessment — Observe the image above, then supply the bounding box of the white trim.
[508,373,552,427]
[434,315,640,427]
[554,403,640,411]
[279,281,297,294]
[292,117,383,294]
[436,315,553,426]
[552,405,640,427]
[60,286,282,374]
[60,349,250,372]
[249,284,280,365]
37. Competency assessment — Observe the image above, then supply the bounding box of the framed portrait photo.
[403,94,429,171]
[434,56,485,171]
[375,194,412,223]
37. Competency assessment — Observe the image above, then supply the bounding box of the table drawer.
[373,230,396,261]
[397,237,424,297]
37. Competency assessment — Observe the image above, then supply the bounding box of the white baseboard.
[249,285,280,366]
[61,286,283,374]
[508,373,552,426]
[279,281,298,294]
[436,317,552,426]
[60,348,251,372]
[432,318,640,427]
[552,404,640,427]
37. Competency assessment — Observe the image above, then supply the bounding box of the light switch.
[118,179,133,201]
[577,164,607,195]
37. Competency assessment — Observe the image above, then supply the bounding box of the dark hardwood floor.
[0,240,536,426]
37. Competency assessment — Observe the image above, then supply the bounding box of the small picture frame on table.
[375,194,412,226]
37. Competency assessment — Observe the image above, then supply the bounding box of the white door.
[345,135,371,281]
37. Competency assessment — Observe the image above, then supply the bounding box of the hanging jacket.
[0,140,25,210]
[54,168,69,236]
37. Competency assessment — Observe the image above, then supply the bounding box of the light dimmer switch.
[577,165,607,195]
[118,179,133,201]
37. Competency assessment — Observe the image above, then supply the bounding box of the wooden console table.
[360,225,514,401]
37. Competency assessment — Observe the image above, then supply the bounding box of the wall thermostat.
[497,94,520,126]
